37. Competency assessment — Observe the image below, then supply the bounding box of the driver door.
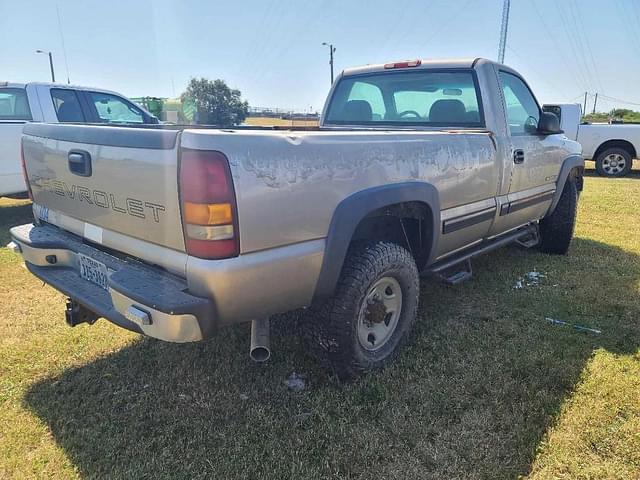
[496,71,562,230]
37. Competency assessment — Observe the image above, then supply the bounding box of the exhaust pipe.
[250,318,271,362]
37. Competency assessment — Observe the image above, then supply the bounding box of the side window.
[0,88,32,120]
[51,89,86,123]
[88,92,144,124]
[499,71,540,135]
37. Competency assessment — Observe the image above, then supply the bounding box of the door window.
[88,92,145,124]
[499,71,540,135]
[51,89,86,122]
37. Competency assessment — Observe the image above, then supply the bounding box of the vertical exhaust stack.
[250,318,271,362]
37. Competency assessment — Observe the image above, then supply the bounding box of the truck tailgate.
[22,123,186,255]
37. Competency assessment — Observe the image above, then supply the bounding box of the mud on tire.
[301,241,419,380]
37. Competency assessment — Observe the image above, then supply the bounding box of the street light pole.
[322,42,336,85]
[36,50,56,83]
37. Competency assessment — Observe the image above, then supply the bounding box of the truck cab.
[0,82,158,196]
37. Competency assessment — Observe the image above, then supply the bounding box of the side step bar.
[425,224,539,281]
[437,259,473,285]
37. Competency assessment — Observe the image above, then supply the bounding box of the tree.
[181,78,249,126]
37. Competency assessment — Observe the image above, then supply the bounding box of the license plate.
[78,253,109,290]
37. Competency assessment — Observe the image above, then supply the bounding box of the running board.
[424,224,538,280]
[515,225,540,248]
[437,259,472,285]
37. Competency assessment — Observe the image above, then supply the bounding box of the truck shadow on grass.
[23,238,640,479]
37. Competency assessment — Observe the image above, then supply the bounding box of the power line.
[555,1,597,93]
[505,44,569,99]
[530,0,590,93]
[420,0,474,49]
[598,94,640,108]
[615,0,640,50]
[56,4,71,84]
[568,0,605,94]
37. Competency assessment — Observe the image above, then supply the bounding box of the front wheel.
[301,241,420,380]
[595,147,633,177]
[538,178,578,255]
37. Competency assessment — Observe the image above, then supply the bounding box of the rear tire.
[301,241,419,380]
[538,179,578,255]
[595,147,633,177]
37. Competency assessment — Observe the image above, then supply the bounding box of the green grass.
[0,169,639,479]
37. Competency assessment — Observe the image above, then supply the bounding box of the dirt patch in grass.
[1,175,639,479]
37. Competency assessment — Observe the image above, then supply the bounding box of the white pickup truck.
[0,82,158,196]
[544,103,639,177]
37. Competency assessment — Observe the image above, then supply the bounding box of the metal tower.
[498,0,510,64]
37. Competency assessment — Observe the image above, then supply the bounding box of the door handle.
[68,150,92,177]
[513,149,525,164]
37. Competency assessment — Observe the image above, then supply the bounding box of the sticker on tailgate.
[33,204,49,222]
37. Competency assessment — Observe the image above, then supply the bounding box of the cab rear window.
[324,70,483,127]
[0,88,32,121]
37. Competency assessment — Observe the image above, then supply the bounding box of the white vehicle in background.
[544,103,640,177]
[0,82,158,197]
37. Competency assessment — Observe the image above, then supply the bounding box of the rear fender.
[312,182,440,301]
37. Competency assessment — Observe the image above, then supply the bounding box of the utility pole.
[583,92,588,116]
[497,0,510,63]
[322,42,336,85]
[592,92,598,114]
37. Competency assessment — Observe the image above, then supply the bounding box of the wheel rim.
[357,276,403,351]
[602,153,627,175]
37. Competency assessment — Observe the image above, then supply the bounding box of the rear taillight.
[20,139,33,200]
[179,149,239,259]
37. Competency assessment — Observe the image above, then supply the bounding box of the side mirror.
[537,111,563,135]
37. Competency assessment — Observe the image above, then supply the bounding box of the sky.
[1,0,640,113]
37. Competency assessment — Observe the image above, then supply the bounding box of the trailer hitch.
[65,299,99,327]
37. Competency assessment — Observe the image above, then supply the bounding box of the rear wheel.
[538,178,578,255]
[595,147,633,177]
[301,241,419,380]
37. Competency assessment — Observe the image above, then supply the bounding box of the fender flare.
[312,182,440,301]
[547,154,584,216]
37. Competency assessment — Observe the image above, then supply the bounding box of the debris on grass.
[545,317,602,335]
[239,393,249,401]
[284,372,307,392]
[292,411,313,422]
[513,270,546,289]
[526,271,545,282]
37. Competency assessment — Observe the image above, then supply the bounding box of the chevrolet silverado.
[10,58,584,378]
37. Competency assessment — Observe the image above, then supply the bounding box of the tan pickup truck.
[10,58,584,378]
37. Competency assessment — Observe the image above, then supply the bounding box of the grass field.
[245,116,319,127]
[0,168,638,479]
